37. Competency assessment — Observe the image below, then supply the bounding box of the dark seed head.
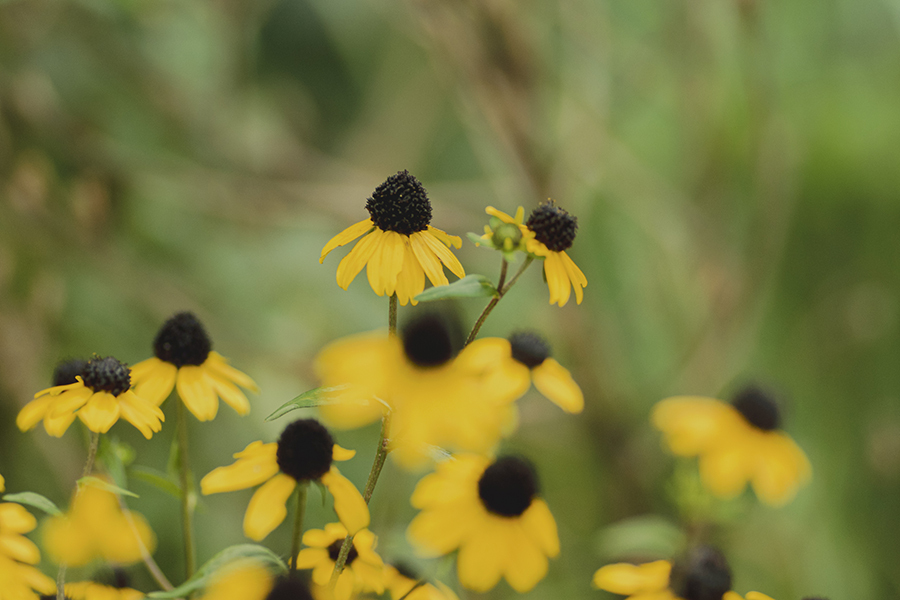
[81,356,131,397]
[731,385,781,431]
[401,314,456,368]
[327,540,358,566]
[153,312,212,367]
[525,201,578,252]
[365,170,432,235]
[477,456,538,517]
[276,419,334,482]
[508,332,551,369]
[672,546,732,600]
[53,358,88,387]
[266,575,315,600]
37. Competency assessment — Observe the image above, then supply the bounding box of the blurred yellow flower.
[0,493,56,600]
[652,386,811,506]
[592,560,677,600]
[295,522,385,600]
[201,419,368,541]
[42,481,155,567]
[197,561,273,600]
[130,312,258,422]
[65,581,144,600]
[19,356,164,439]
[320,170,464,306]
[385,565,459,600]
[407,454,559,593]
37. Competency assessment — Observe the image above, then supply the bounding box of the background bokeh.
[1,0,899,598]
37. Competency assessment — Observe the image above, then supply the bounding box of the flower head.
[385,565,459,600]
[294,522,384,600]
[197,561,315,600]
[65,574,144,600]
[0,487,57,600]
[320,171,465,306]
[130,312,259,422]
[200,419,369,541]
[42,480,156,567]
[485,204,587,306]
[407,454,559,593]
[652,386,811,505]
[19,356,164,439]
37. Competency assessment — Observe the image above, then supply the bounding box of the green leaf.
[148,544,287,598]
[467,232,492,247]
[97,436,135,490]
[594,515,686,560]
[1,492,62,516]
[265,385,352,421]
[313,479,328,507]
[77,476,138,498]
[414,275,499,302]
[130,466,182,500]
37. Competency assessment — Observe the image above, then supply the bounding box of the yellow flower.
[18,356,164,439]
[314,314,517,470]
[652,386,812,506]
[320,170,465,306]
[467,331,584,414]
[295,522,385,600]
[200,419,369,541]
[65,581,144,600]
[42,480,155,567]
[385,565,459,600]
[485,203,587,307]
[197,561,274,600]
[130,312,258,422]
[0,496,56,600]
[592,560,677,600]
[407,454,559,593]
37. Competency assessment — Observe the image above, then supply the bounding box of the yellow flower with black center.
[315,313,517,470]
[294,522,385,600]
[0,483,57,600]
[320,170,465,306]
[18,356,164,439]
[42,480,156,567]
[485,202,587,307]
[130,312,259,422]
[407,454,559,593]
[470,331,584,414]
[652,385,811,506]
[385,564,459,600]
[200,419,369,541]
[197,561,315,600]
[64,581,144,600]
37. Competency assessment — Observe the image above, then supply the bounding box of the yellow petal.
[0,503,37,534]
[591,561,672,594]
[0,474,4,492]
[294,547,329,571]
[332,445,356,461]
[336,228,380,290]
[394,237,425,306]
[209,376,251,416]
[0,533,41,564]
[502,523,549,592]
[205,352,259,392]
[651,397,737,456]
[201,442,279,495]
[745,593,777,600]
[426,225,462,249]
[368,230,406,296]
[420,230,465,279]
[76,392,121,433]
[699,444,753,499]
[485,206,516,224]
[455,517,506,592]
[532,359,584,413]
[118,391,165,439]
[321,219,375,263]
[409,232,448,288]
[177,366,218,421]
[46,385,93,419]
[560,250,587,304]
[544,252,571,307]
[16,396,56,432]
[519,499,560,557]
[321,467,370,534]
[243,473,296,541]
[130,358,178,406]
[750,432,811,506]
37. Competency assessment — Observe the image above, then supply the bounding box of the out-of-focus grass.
[1,0,899,597]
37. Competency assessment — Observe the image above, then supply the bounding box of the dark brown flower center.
[508,331,550,368]
[81,356,131,397]
[365,170,432,235]
[731,385,781,431]
[276,419,334,481]
[672,546,732,600]
[327,540,358,565]
[153,312,212,367]
[265,575,314,600]
[477,456,538,517]
[525,201,578,252]
[53,358,88,387]
[401,314,456,368]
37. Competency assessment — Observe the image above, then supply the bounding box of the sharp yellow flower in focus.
[315,314,517,470]
[652,386,812,506]
[294,522,385,600]
[320,170,465,306]
[130,312,259,422]
[65,581,145,600]
[385,565,459,600]
[407,454,560,593]
[485,203,586,307]
[0,489,57,600]
[42,480,155,567]
[201,419,369,541]
[18,356,164,439]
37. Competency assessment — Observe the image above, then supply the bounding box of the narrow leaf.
[414,275,499,302]
[77,476,138,498]
[1,492,62,516]
[265,385,353,421]
[130,466,182,500]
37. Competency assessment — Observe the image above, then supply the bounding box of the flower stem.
[289,483,308,573]
[118,494,174,591]
[397,580,426,600]
[176,400,196,579]
[465,256,534,345]
[329,411,392,587]
[389,293,398,336]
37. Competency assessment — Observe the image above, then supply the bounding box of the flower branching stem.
[465,256,534,345]
[176,399,196,579]
[289,483,308,573]
[397,579,426,600]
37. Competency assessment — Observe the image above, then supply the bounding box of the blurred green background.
[1,0,899,598]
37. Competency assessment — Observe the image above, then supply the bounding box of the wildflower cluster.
[3,170,821,600]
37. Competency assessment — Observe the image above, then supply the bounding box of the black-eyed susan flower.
[130,312,258,422]
[295,522,385,600]
[407,454,559,593]
[469,331,584,414]
[484,202,587,306]
[42,480,156,567]
[315,314,517,470]
[18,356,164,439]
[320,170,465,306]
[385,564,459,600]
[200,419,369,541]
[652,386,811,506]
[0,486,57,600]
[197,560,316,600]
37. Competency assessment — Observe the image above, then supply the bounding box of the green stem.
[397,580,427,600]
[465,256,534,345]
[290,483,308,573]
[177,400,196,580]
[389,293,398,336]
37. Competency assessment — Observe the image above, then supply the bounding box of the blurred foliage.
[1,0,899,598]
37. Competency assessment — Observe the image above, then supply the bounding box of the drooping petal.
[370,230,406,297]
[208,376,251,416]
[0,504,36,534]
[394,237,425,306]
[45,386,93,420]
[699,444,753,499]
[455,517,506,592]
[335,227,380,290]
[243,473,297,541]
[531,358,584,413]
[77,392,121,433]
[426,225,462,249]
[130,358,178,406]
[321,219,375,263]
[321,467,369,534]
[409,232,448,288]
[0,533,41,564]
[519,499,560,557]
[205,352,259,393]
[201,442,280,494]
[15,396,56,432]
[332,445,356,461]
[591,561,672,594]
[750,432,812,506]
[420,230,465,279]
[560,250,587,304]
[177,366,218,421]
[651,397,737,456]
[544,252,571,307]
[502,523,549,592]
[118,391,165,439]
